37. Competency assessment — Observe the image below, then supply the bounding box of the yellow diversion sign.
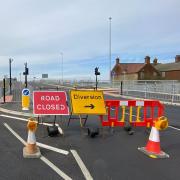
[70,90,107,115]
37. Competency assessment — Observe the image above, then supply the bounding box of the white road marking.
[40,156,72,180]
[70,149,93,180]
[0,114,64,134]
[4,123,26,145]
[41,122,64,134]
[169,125,180,131]
[4,122,68,155]
[37,142,69,155]
[109,110,180,132]
[1,114,28,122]
[4,123,72,180]
[0,107,36,117]
[123,113,180,132]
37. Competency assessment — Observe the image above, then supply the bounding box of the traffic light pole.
[9,58,13,95]
[94,67,100,91]
[24,62,28,88]
[3,78,6,103]
[95,74,98,90]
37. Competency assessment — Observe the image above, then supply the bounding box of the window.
[162,72,165,78]
[153,72,157,76]
[140,72,144,79]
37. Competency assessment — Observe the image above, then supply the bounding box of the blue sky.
[0,0,180,80]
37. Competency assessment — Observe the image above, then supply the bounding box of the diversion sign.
[70,90,106,115]
[33,91,69,115]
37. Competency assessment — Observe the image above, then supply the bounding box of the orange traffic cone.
[23,118,41,158]
[138,117,169,158]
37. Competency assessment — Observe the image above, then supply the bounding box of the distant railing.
[29,79,180,104]
[115,80,180,104]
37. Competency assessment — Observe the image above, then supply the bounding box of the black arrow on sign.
[84,104,95,109]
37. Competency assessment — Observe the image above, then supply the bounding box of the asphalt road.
[0,83,179,180]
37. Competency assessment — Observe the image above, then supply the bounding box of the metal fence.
[114,80,180,104]
[56,79,180,104]
[2,78,178,104]
[0,79,10,100]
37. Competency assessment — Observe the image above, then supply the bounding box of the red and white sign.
[33,91,69,115]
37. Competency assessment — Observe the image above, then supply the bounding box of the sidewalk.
[0,95,13,103]
[0,100,35,117]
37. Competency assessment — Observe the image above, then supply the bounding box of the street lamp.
[60,52,63,85]
[9,58,13,95]
[109,17,112,83]
[19,72,22,89]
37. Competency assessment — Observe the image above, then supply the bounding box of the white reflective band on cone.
[149,126,160,142]
[27,131,36,144]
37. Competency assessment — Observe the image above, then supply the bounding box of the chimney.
[145,56,150,64]
[153,58,158,65]
[116,57,120,64]
[175,55,180,63]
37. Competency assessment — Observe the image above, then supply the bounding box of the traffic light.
[23,67,29,75]
[95,67,100,76]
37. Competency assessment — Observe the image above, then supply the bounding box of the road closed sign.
[70,90,107,115]
[33,91,69,115]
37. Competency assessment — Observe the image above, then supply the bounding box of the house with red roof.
[111,56,161,80]
[153,55,180,80]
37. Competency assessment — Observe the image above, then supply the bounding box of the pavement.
[0,88,180,180]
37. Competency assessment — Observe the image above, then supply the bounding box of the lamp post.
[19,72,22,89]
[19,73,21,83]
[109,17,112,83]
[9,58,13,95]
[60,52,63,85]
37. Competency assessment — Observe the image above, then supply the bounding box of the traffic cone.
[138,125,169,158]
[23,118,41,158]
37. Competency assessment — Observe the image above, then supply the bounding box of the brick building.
[153,55,180,80]
[111,56,161,80]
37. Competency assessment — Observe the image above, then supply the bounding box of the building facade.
[153,55,180,80]
[111,56,161,80]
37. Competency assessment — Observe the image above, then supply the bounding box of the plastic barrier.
[99,100,164,127]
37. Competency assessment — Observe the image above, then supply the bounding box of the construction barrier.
[99,100,164,127]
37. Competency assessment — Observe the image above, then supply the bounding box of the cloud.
[0,0,179,79]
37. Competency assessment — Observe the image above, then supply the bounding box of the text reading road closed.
[70,90,106,115]
[33,91,69,115]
